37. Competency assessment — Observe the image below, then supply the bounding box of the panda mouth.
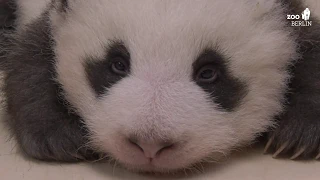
[107,150,210,173]
[120,161,184,173]
[118,157,212,174]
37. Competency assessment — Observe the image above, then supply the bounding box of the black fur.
[2,14,99,162]
[193,49,247,111]
[0,0,15,30]
[61,0,69,10]
[85,41,131,97]
[58,0,69,13]
[266,1,320,158]
[0,0,15,71]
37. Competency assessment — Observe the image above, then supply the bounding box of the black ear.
[52,0,70,13]
[49,0,71,27]
[60,0,69,13]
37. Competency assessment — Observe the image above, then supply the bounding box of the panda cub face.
[51,0,297,172]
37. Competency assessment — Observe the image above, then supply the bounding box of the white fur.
[15,0,309,172]
[14,0,51,29]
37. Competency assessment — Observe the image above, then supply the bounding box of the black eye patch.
[193,49,247,111]
[85,41,131,97]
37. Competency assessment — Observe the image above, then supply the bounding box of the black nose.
[128,137,174,158]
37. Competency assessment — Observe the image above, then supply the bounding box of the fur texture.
[2,15,99,162]
[264,0,320,159]
[0,0,319,173]
[0,0,15,30]
[51,0,297,171]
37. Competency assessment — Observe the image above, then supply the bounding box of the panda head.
[50,0,297,172]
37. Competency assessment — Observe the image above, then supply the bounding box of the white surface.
[1,112,320,180]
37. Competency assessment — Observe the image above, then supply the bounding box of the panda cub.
[0,0,320,173]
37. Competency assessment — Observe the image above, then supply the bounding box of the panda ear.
[59,0,69,13]
[52,0,70,14]
[50,0,72,28]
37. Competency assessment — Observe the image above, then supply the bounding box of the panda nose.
[128,138,174,158]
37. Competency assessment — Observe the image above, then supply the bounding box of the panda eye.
[111,59,129,75]
[196,64,219,83]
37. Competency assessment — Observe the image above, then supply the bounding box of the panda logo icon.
[301,8,311,21]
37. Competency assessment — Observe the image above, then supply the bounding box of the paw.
[264,125,320,160]
[16,118,101,162]
[264,96,320,159]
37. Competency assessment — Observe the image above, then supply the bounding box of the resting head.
[49,0,297,172]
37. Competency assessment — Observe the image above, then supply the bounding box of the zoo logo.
[287,8,312,27]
